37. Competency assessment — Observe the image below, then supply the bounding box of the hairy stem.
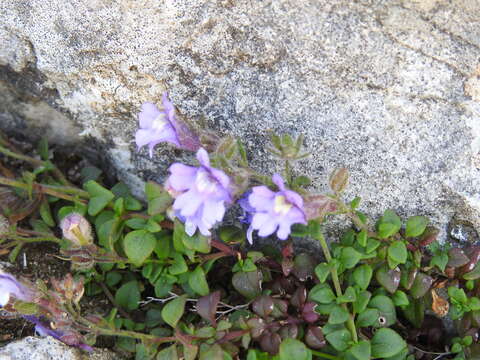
[316,231,358,343]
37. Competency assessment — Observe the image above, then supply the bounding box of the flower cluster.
[136,95,308,242]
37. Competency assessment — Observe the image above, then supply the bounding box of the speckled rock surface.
[0,336,117,360]
[0,0,479,239]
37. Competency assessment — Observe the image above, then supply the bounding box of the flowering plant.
[0,96,477,360]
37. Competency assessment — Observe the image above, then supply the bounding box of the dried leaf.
[329,168,349,193]
[431,289,449,318]
[303,194,338,221]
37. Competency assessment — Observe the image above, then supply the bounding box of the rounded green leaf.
[388,241,407,265]
[368,295,397,327]
[353,264,373,290]
[162,295,187,328]
[375,264,400,294]
[325,329,351,351]
[356,308,380,327]
[115,281,140,311]
[341,247,362,269]
[410,272,433,299]
[309,284,336,304]
[405,216,428,237]
[124,230,156,266]
[349,340,371,360]
[279,339,311,360]
[371,328,406,358]
[189,266,210,296]
[328,305,350,324]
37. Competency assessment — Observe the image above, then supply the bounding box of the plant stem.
[3,234,61,244]
[0,176,88,203]
[316,231,358,343]
[0,145,71,186]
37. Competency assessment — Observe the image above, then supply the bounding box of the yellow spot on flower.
[274,195,292,215]
[152,113,168,131]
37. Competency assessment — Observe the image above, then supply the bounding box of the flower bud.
[60,213,93,246]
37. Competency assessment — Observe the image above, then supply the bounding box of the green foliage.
[2,134,468,360]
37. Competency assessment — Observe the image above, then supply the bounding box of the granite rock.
[0,336,117,360]
[0,0,479,240]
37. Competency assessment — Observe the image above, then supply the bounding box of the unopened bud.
[60,213,93,246]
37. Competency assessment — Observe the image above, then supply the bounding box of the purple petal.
[196,148,210,168]
[202,200,226,227]
[276,222,291,240]
[210,168,230,190]
[167,164,197,191]
[0,273,32,305]
[249,187,275,212]
[251,213,271,231]
[283,190,304,209]
[272,173,286,191]
[138,102,162,128]
[173,191,203,217]
[162,92,175,119]
[257,218,278,237]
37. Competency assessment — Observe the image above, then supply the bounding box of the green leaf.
[325,329,351,351]
[183,232,211,253]
[430,253,449,272]
[157,345,178,360]
[145,218,162,233]
[106,271,122,288]
[463,263,480,281]
[366,239,381,253]
[405,216,428,237]
[162,295,187,328]
[410,273,433,299]
[353,291,371,314]
[39,199,55,227]
[392,290,410,307]
[328,305,350,324]
[37,137,49,160]
[145,182,172,215]
[309,284,336,304]
[219,225,245,244]
[188,266,209,296]
[279,339,311,360]
[169,253,188,275]
[341,247,362,269]
[232,270,263,299]
[353,264,373,290]
[357,230,368,247]
[115,281,140,311]
[402,298,425,328]
[315,263,330,283]
[388,241,408,265]
[348,340,371,360]
[337,286,356,304]
[123,230,156,266]
[376,210,401,239]
[375,264,401,294]
[356,308,380,327]
[83,180,115,216]
[368,295,397,327]
[371,328,406,358]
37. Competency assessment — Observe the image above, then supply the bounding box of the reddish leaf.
[197,291,221,326]
[303,194,338,221]
[252,295,274,318]
[305,326,326,349]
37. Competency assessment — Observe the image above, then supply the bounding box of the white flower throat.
[274,195,292,215]
[196,170,217,193]
[152,113,168,131]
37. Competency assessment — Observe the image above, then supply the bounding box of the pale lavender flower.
[165,148,232,236]
[135,92,200,157]
[60,213,93,246]
[244,174,306,243]
[0,272,34,307]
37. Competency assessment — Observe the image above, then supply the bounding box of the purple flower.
[24,315,93,352]
[165,148,232,236]
[135,92,200,157]
[60,213,93,246]
[244,174,306,243]
[0,272,34,307]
